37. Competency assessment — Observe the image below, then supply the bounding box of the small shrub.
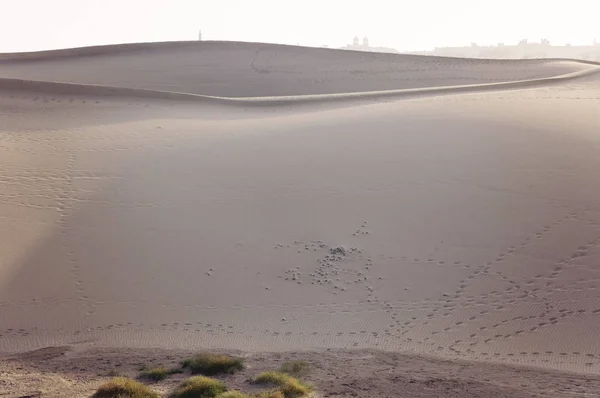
[181,353,244,375]
[279,361,309,376]
[279,382,311,398]
[93,377,159,398]
[140,366,169,382]
[254,372,289,386]
[169,376,227,398]
[253,372,312,398]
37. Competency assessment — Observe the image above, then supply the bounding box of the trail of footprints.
[54,151,96,317]
[271,212,600,363]
[3,187,599,366]
[3,92,159,108]
[396,212,575,332]
[276,221,378,299]
[4,92,600,366]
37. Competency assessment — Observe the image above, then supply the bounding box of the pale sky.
[1,0,598,53]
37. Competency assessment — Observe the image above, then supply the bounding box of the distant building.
[342,36,399,54]
[407,39,600,61]
[198,30,202,41]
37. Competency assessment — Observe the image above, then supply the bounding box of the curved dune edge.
[2,64,599,106]
[0,41,208,61]
[3,40,600,64]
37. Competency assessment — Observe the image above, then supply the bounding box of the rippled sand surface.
[1,42,600,376]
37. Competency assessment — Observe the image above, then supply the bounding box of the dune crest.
[1,41,598,98]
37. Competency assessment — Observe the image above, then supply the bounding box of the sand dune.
[0,41,597,97]
[2,42,600,383]
[0,62,597,108]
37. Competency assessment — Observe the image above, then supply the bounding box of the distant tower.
[353,36,359,47]
[198,30,202,41]
[363,36,369,47]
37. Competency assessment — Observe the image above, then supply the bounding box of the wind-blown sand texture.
[1,41,600,389]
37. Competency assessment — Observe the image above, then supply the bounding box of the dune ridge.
[1,41,598,98]
[1,64,599,107]
[2,40,600,65]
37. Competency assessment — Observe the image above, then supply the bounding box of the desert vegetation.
[92,377,159,398]
[92,354,313,398]
[139,366,169,382]
[139,365,183,382]
[181,353,244,375]
[253,371,313,398]
[168,376,227,398]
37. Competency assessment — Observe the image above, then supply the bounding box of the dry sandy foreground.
[4,347,600,398]
[1,41,600,396]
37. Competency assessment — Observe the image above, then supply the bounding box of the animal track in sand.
[5,114,600,367]
[276,223,381,301]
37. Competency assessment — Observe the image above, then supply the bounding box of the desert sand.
[5,347,600,398]
[1,41,600,396]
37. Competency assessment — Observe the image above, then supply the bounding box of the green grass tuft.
[181,353,244,375]
[254,372,290,385]
[140,366,169,382]
[169,376,227,398]
[92,377,159,398]
[253,372,312,398]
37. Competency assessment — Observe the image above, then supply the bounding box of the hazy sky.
[1,0,598,53]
